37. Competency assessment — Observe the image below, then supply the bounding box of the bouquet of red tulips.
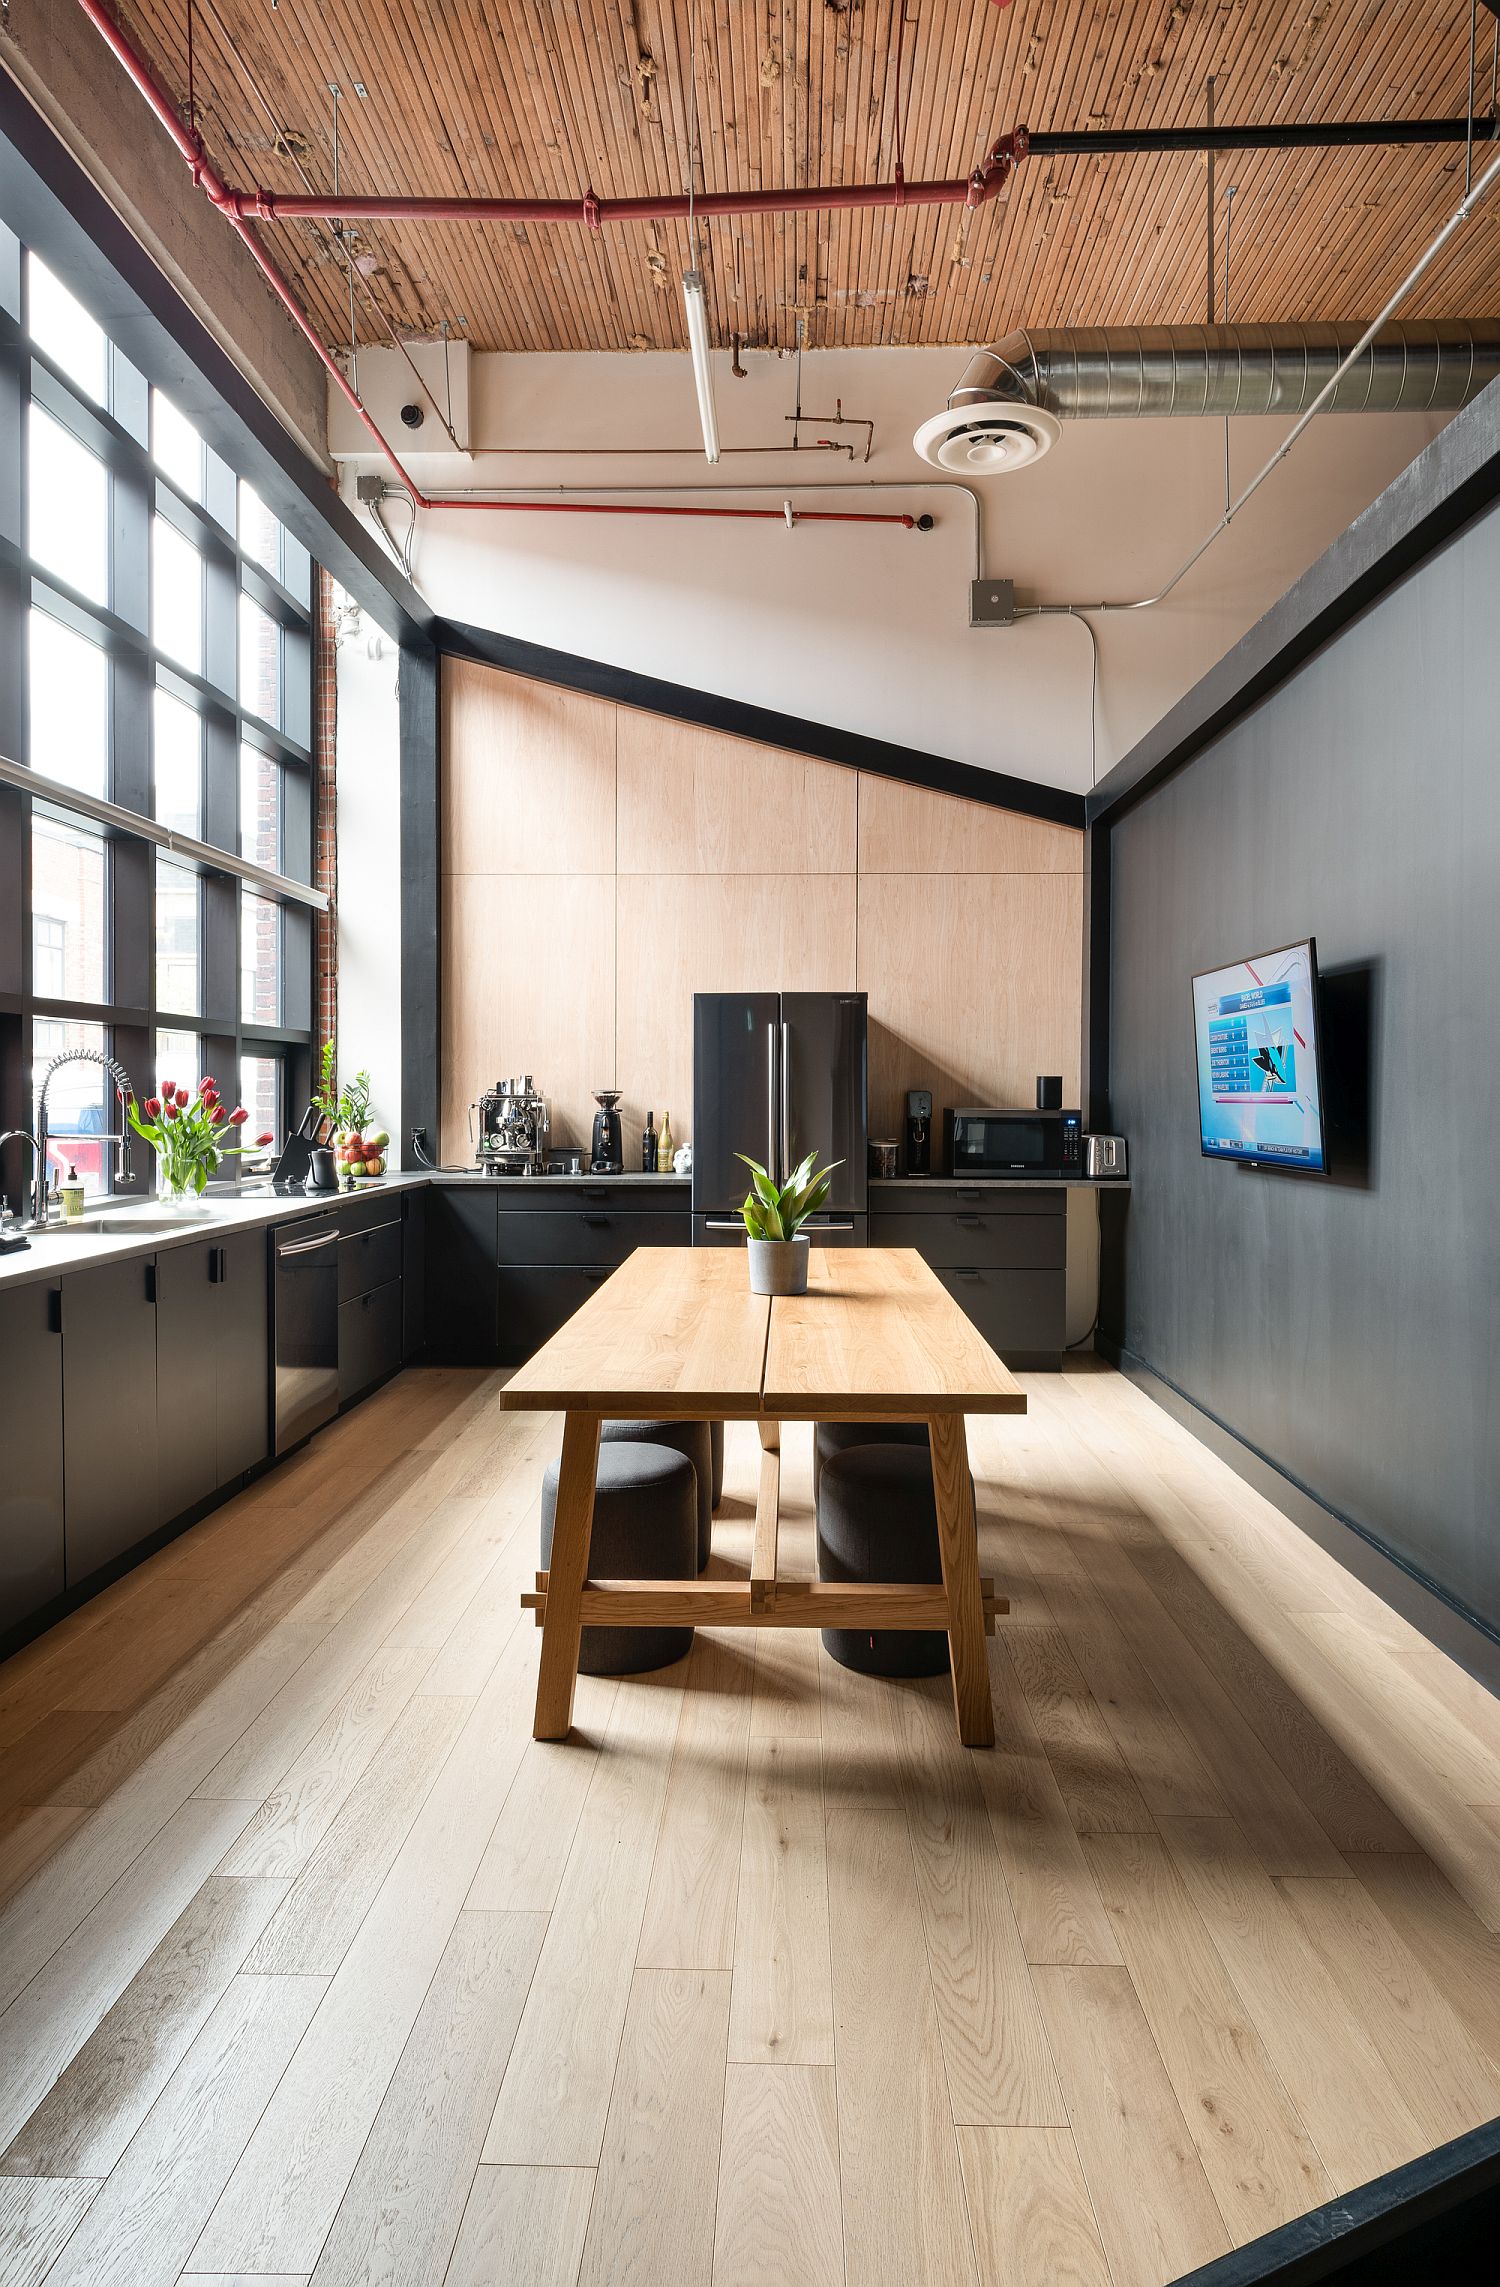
[127,1075,275,1199]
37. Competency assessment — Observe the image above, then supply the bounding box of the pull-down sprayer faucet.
[28,1049,137,1227]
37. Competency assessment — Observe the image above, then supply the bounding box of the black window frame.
[0,219,320,1198]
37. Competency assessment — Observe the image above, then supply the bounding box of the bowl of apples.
[336,1126,390,1185]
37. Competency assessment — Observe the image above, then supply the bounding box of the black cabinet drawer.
[336,1187,402,1236]
[497,1210,690,1268]
[872,1212,1066,1270]
[499,1265,614,1364]
[938,1267,1066,1361]
[338,1216,403,1301]
[870,1182,1065,1215]
[339,1278,403,1404]
[494,1181,690,1213]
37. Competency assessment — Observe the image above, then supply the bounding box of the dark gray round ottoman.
[816,1442,950,1678]
[710,1419,725,1510]
[600,1418,713,1571]
[540,1441,696,1674]
[812,1418,930,1505]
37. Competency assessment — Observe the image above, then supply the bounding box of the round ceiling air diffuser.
[912,402,1060,474]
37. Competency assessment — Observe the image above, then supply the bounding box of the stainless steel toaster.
[1085,1133,1128,1178]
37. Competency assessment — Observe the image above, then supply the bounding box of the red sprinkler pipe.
[74,0,924,528]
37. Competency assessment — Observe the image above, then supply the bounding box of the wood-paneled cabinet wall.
[440,658,1083,1163]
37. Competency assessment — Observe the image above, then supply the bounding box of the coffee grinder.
[904,1088,933,1176]
[590,1089,624,1173]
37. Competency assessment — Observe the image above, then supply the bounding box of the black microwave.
[944,1105,1083,1178]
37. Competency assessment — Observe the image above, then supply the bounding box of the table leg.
[929,1412,995,1749]
[533,1410,602,1740]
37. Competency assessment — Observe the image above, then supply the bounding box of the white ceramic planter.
[747,1235,810,1296]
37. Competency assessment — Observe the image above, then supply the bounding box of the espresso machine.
[471,1076,550,1176]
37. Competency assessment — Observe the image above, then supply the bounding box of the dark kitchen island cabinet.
[0,1281,65,1639]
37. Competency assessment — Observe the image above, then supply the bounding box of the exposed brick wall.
[314,569,338,1056]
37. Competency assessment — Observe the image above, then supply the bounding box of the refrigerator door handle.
[766,1020,780,1183]
[780,1020,792,1181]
[802,1219,854,1231]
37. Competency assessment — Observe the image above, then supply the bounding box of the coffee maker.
[590,1089,624,1174]
[904,1088,933,1176]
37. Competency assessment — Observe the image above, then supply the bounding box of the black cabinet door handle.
[957,1188,985,1202]
[954,1267,981,1282]
[209,1245,227,1283]
[582,1215,611,1229]
[145,1262,157,1305]
[956,1215,982,1229]
[583,1267,609,1282]
[47,1287,62,1335]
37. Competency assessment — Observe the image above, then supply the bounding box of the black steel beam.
[1028,114,1500,157]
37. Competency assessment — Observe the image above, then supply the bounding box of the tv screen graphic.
[1192,939,1328,1173]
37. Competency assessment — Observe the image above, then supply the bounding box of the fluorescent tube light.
[681,269,720,465]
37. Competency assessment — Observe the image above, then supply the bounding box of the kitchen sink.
[28,1214,208,1236]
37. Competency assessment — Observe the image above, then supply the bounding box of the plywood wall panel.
[442,658,616,877]
[857,775,1083,877]
[857,874,1084,1134]
[617,713,857,876]
[441,872,616,1158]
[440,656,1083,1169]
[615,875,858,1147]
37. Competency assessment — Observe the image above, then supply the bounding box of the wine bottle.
[658,1109,673,1173]
[642,1109,656,1173]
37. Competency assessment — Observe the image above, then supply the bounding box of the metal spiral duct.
[915,321,1500,471]
[954,321,1500,418]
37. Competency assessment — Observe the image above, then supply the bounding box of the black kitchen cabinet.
[62,1256,160,1587]
[156,1233,271,1522]
[0,1281,65,1638]
[402,1190,425,1360]
[339,1279,403,1404]
[216,1231,270,1482]
[155,1242,221,1523]
[425,1185,499,1363]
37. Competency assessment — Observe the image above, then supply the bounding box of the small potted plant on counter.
[129,1077,273,1203]
[736,1150,841,1296]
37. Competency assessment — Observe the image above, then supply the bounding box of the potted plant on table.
[736,1150,841,1296]
[128,1077,273,1202]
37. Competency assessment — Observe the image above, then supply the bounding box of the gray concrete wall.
[0,0,327,466]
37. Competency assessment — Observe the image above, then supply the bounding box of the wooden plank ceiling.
[118,0,1500,356]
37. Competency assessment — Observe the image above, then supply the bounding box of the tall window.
[3,232,321,1189]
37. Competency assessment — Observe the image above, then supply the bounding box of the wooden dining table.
[501,1246,1027,1747]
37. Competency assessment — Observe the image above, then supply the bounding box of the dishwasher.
[273,1215,340,1455]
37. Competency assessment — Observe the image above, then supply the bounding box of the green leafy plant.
[334,1067,372,1137]
[312,1038,338,1118]
[736,1150,841,1242]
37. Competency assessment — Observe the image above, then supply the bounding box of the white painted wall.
[334,604,404,1164]
[333,345,1451,795]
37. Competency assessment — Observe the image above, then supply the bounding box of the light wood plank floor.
[1,1358,1498,2286]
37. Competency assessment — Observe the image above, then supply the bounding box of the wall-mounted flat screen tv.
[1192,938,1328,1173]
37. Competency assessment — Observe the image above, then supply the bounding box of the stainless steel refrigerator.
[692,992,868,1247]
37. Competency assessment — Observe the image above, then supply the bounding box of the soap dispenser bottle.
[59,1164,85,1220]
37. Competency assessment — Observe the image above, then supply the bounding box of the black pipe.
[1026,115,1500,157]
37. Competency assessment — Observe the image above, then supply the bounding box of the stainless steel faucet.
[29,1050,137,1227]
[0,1129,40,1226]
